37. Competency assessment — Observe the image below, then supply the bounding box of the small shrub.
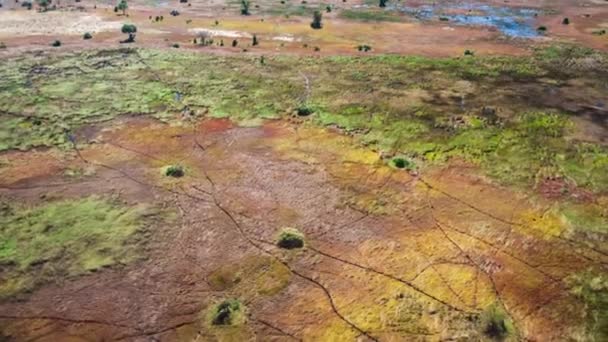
[164,165,184,177]
[83,32,93,40]
[0,42,6,49]
[481,305,514,341]
[314,46,320,52]
[252,34,259,46]
[170,9,180,16]
[562,17,569,25]
[172,43,180,48]
[439,16,449,21]
[180,0,187,2]
[276,227,304,249]
[464,49,475,56]
[325,5,331,13]
[51,40,61,47]
[296,104,314,116]
[211,299,243,326]
[22,1,33,10]
[357,44,372,52]
[537,26,547,32]
[232,39,238,47]
[379,0,387,7]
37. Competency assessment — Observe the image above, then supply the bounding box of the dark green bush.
[211,299,242,325]
[51,40,61,47]
[391,157,414,170]
[481,305,514,341]
[296,104,314,116]
[164,165,184,177]
[83,32,93,40]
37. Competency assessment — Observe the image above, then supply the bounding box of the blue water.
[398,4,540,38]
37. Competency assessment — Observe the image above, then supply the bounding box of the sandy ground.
[0,0,606,56]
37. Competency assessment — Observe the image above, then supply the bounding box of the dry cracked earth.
[0,116,606,341]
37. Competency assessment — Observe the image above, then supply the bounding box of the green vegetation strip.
[0,46,607,194]
[0,197,156,298]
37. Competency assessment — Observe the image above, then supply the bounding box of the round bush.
[276,228,304,249]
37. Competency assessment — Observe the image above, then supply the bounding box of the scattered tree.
[0,42,6,49]
[357,44,372,52]
[252,34,259,46]
[121,24,137,43]
[325,5,331,13]
[232,39,238,47]
[37,0,49,12]
[83,32,92,40]
[51,40,61,47]
[22,1,33,10]
[240,0,250,15]
[464,49,474,56]
[310,10,322,29]
[379,0,387,7]
[170,9,179,16]
[562,17,570,25]
[117,0,128,15]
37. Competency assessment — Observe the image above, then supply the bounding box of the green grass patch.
[0,197,158,298]
[340,9,404,22]
[1,47,607,194]
[566,270,608,341]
